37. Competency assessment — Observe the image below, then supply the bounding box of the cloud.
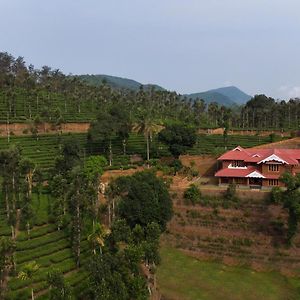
[278,85,300,99]
[288,86,300,98]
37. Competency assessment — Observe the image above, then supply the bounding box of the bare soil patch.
[251,137,300,149]
[0,122,90,136]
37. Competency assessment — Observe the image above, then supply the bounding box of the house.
[215,146,300,188]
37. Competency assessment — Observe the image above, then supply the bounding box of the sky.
[1,0,300,99]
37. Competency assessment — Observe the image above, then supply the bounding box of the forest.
[0,51,300,131]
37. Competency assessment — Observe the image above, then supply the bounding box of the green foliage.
[0,237,16,295]
[270,187,283,204]
[87,252,147,300]
[115,171,173,230]
[273,172,300,244]
[184,184,201,205]
[158,124,197,157]
[224,183,238,202]
[54,135,82,174]
[47,269,73,300]
[83,155,107,181]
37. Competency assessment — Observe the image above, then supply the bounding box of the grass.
[157,245,300,300]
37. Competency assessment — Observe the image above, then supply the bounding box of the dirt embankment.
[198,128,291,137]
[0,122,90,136]
[251,137,300,149]
[180,155,218,177]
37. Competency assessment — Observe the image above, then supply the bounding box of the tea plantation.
[0,133,277,173]
[0,194,89,299]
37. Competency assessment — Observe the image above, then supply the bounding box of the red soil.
[0,122,90,136]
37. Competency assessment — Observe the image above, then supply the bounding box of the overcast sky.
[1,0,300,99]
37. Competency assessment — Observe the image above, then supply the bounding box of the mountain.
[75,74,165,91]
[208,86,252,105]
[185,86,252,106]
[185,91,236,106]
[76,74,251,106]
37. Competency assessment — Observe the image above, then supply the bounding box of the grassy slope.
[157,246,300,300]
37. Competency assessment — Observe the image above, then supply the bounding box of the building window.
[268,164,279,172]
[232,160,244,168]
[268,179,279,186]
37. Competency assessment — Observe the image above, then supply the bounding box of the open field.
[157,246,300,300]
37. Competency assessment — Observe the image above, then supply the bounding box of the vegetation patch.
[157,246,300,300]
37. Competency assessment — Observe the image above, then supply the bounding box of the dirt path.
[0,122,90,137]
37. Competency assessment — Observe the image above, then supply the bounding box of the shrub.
[170,159,183,174]
[224,183,238,201]
[184,184,201,205]
[270,186,282,204]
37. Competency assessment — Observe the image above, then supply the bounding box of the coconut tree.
[133,113,161,167]
[87,223,110,255]
[18,261,39,300]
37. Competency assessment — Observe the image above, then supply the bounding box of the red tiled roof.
[215,166,262,178]
[218,146,300,165]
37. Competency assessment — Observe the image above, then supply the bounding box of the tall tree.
[47,269,73,300]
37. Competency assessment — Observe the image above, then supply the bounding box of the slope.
[209,86,252,104]
[185,91,236,106]
[75,74,165,91]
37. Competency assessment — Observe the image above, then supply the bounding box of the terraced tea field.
[0,90,97,123]
[2,194,89,300]
[0,133,280,174]
[187,134,279,155]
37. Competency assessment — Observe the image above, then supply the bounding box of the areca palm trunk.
[109,140,112,167]
[146,132,150,167]
[31,287,34,300]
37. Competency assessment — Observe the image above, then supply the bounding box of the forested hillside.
[1,51,300,299]
[1,51,300,131]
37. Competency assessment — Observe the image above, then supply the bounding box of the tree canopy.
[110,171,173,230]
[158,124,197,157]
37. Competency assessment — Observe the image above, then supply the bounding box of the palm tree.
[134,114,161,167]
[87,223,110,255]
[18,261,39,300]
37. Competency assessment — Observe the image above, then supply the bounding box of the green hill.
[208,86,252,104]
[75,74,166,91]
[185,91,236,106]
[185,86,251,106]
[76,75,251,107]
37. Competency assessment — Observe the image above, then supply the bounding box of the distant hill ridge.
[76,74,165,92]
[76,74,252,106]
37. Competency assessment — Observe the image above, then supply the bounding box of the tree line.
[1,51,300,132]
[0,133,173,299]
